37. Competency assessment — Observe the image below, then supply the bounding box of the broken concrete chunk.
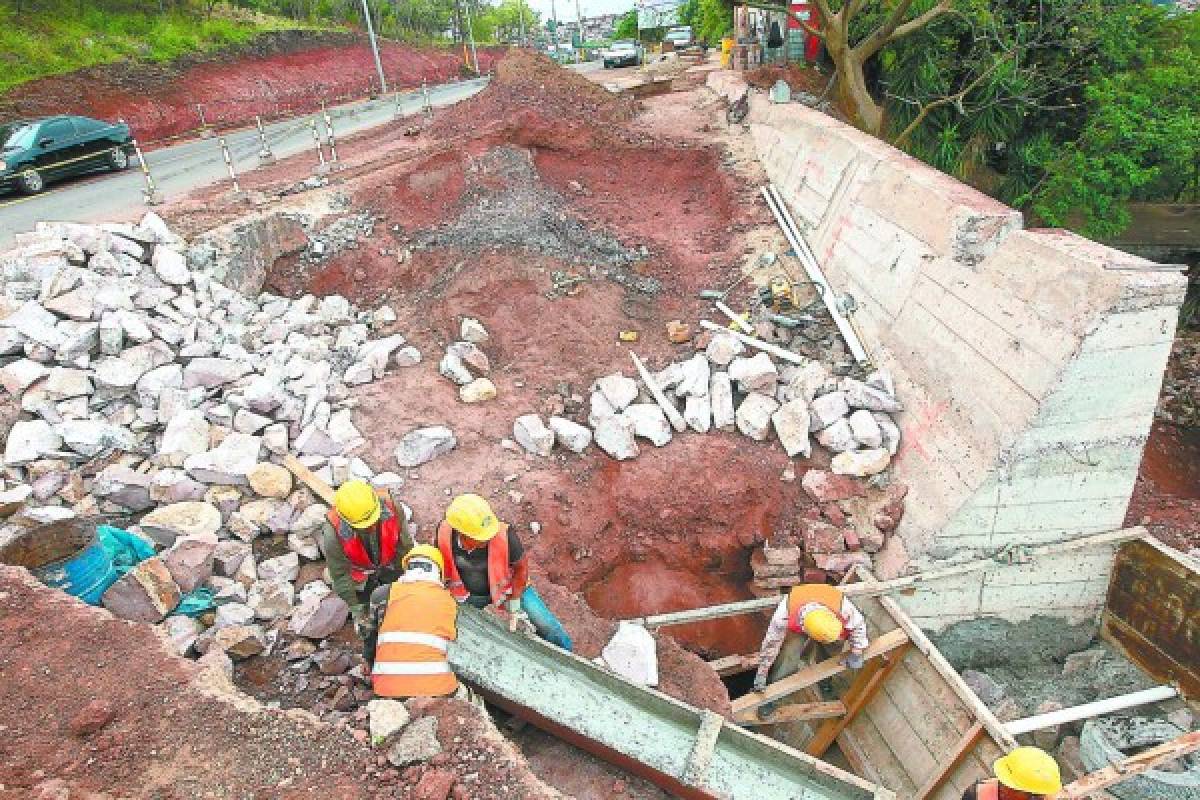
[182,357,251,389]
[808,390,850,431]
[91,465,153,511]
[56,419,135,457]
[772,399,812,458]
[623,403,673,447]
[460,317,489,344]
[841,378,903,413]
[709,372,735,431]
[289,593,350,639]
[815,418,858,453]
[161,615,202,656]
[101,557,181,623]
[601,622,658,687]
[183,433,262,484]
[873,412,901,456]
[247,462,293,498]
[160,409,211,462]
[728,353,778,393]
[232,408,272,434]
[735,392,780,441]
[847,410,883,449]
[368,699,411,746]
[438,349,473,386]
[595,373,638,412]
[162,535,217,593]
[258,552,301,583]
[0,358,49,396]
[151,246,191,285]
[684,393,712,433]
[548,416,592,453]
[675,353,711,399]
[212,541,251,578]
[1,301,65,349]
[42,367,92,399]
[317,294,353,325]
[140,501,222,546]
[588,390,617,428]
[593,415,638,461]
[801,470,866,503]
[210,624,267,660]
[387,716,442,767]
[459,377,497,404]
[784,361,829,404]
[447,341,489,375]
[705,332,745,366]
[247,579,295,620]
[831,448,891,477]
[394,426,457,467]
[513,414,555,456]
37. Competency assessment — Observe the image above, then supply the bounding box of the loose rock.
[513,414,554,457]
[395,426,457,467]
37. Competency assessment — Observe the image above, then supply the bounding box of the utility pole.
[463,0,480,75]
[359,0,388,94]
[551,0,559,55]
[518,0,526,47]
[574,0,582,63]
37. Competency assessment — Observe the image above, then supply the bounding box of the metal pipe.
[463,0,480,75]
[309,118,327,169]
[255,115,274,161]
[359,0,389,94]
[321,103,339,163]
[1005,686,1179,736]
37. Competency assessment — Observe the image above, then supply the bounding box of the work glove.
[842,651,865,670]
[505,597,533,634]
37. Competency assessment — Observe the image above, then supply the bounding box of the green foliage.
[614,8,638,39]
[692,0,730,44]
[473,0,539,43]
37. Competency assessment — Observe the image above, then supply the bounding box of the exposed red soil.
[1125,419,1200,552]
[0,30,503,144]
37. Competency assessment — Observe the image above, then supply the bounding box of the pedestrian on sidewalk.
[961,747,1062,799]
[752,581,870,711]
[366,544,460,698]
[319,479,416,639]
[435,493,573,651]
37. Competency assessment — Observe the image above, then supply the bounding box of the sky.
[524,0,636,23]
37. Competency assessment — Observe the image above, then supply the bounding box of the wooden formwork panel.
[1102,537,1200,699]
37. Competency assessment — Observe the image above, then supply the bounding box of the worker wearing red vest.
[367,544,459,698]
[319,479,416,634]
[961,748,1062,799]
[436,493,572,650]
[752,582,871,694]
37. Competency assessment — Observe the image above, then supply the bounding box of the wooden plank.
[807,642,911,757]
[707,654,757,677]
[852,705,921,799]
[915,722,985,800]
[731,628,910,715]
[630,351,688,433]
[876,593,1018,751]
[698,320,808,364]
[1052,730,1200,799]
[282,453,337,505]
[736,701,846,727]
[681,710,724,789]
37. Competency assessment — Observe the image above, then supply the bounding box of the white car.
[603,40,643,68]
[664,26,693,48]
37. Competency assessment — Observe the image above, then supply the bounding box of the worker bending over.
[367,545,459,698]
[436,493,573,651]
[753,581,870,693]
[962,747,1062,799]
[320,479,416,637]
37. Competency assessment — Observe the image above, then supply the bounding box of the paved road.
[0,77,489,246]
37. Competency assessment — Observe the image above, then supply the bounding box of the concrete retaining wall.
[708,72,1187,625]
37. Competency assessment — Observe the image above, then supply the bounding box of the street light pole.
[551,0,560,54]
[518,0,526,47]
[574,0,582,63]
[359,0,388,94]
[463,0,481,75]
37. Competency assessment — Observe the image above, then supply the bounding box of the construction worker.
[962,747,1062,799]
[366,544,459,698]
[319,479,416,637]
[752,581,870,699]
[436,493,573,651]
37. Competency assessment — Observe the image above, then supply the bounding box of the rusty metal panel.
[1102,538,1200,699]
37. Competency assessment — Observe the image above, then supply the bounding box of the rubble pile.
[0,213,421,693]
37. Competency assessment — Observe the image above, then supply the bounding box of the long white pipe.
[1005,685,1179,736]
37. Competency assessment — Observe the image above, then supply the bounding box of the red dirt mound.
[0,31,504,144]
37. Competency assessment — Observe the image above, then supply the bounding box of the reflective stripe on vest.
[376,631,450,653]
[325,491,400,582]
[786,583,848,636]
[373,661,452,675]
[372,580,458,698]
[436,521,513,606]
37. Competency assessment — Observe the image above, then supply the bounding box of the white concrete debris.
[705,332,745,366]
[460,317,489,344]
[595,373,638,412]
[684,393,712,433]
[601,622,659,687]
[772,399,812,458]
[549,416,593,453]
[736,392,780,441]
[728,352,778,393]
[593,415,638,461]
[368,699,411,746]
[394,426,457,467]
[4,419,63,464]
[808,390,850,431]
[675,354,711,398]
[623,404,673,447]
[847,409,883,448]
[831,448,892,477]
[710,372,735,431]
[841,377,903,413]
[459,377,497,404]
[514,414,555,456]
[815,418,859,453]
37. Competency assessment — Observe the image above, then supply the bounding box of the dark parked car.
[603,40,643,68]
[0,115,134,195]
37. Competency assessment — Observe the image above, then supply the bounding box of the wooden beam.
[873,588,1019,751]
[630,351,688,433]
[628,528,1145,630]
[282,453,336,505]
[736,701,846,727]
[915,721,984,800]
[731,628,910,716]
[708,654,758,677]
[698,320,808,364]
[1052,730,1200,799]
[806,642,910,757]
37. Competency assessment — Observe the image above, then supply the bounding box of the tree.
[743,0,956,134]
[614,8,637,39]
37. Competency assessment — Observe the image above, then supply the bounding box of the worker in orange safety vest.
[366,544,459,698]
[962,747,1062,799]
[752,582,870,715]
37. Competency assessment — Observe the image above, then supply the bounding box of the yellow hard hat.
[445,493,500,542]
[801,607,843,644]
[334,480,381,529]
[994,747,1063,795]
[402,544,445,576]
